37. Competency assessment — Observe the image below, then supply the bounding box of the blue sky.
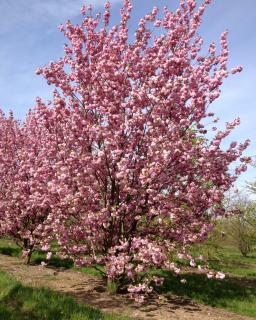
[0,0,255,191]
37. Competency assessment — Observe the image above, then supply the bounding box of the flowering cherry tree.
[0,106,58,263]
[0,0,250,299]
[36,0,251,299]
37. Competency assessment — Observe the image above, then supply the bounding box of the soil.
[0,254,254,320]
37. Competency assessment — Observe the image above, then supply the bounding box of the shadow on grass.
[32,254,74,270]
[0,243,102,278]
[158,271,256,317]
[0,243,74,270]
[0,283,105,320]
[0,247,20,258]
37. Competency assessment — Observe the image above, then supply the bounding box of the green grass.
[156,243,256,318]
[0,239,20,258]
[208,246,256,278]
[155,270,256,318]
[0,239,103,277]
[1,238,256,318]
[0,270,129,320]
[187,242,256,278]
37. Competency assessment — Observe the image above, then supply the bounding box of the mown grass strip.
[0,270,129,320]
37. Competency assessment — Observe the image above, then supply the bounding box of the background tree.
[0,105,58,263]
[223,193,256,257]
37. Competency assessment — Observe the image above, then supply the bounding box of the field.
[0,238,255,319]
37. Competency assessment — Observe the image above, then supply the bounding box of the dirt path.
[0,254,253,320]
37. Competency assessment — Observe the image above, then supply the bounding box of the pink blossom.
[42,244,50,252]
[216,272,225,280]
[231,66,243,74]
[190,260,196,267]
[46,252,52,260]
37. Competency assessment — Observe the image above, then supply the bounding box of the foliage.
[223,194,256,256]
[0,0,251,300]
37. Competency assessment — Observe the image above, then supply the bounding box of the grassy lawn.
[157,244,256,318]
[208,246,256,278]
[1,238,256,318]
[187,242,256,277]
[154,270,256,318]
[0,270,129,320]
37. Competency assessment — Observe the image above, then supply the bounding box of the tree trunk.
[24,251,32,264]
[107,278,118,294]
[23,238,33,264]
